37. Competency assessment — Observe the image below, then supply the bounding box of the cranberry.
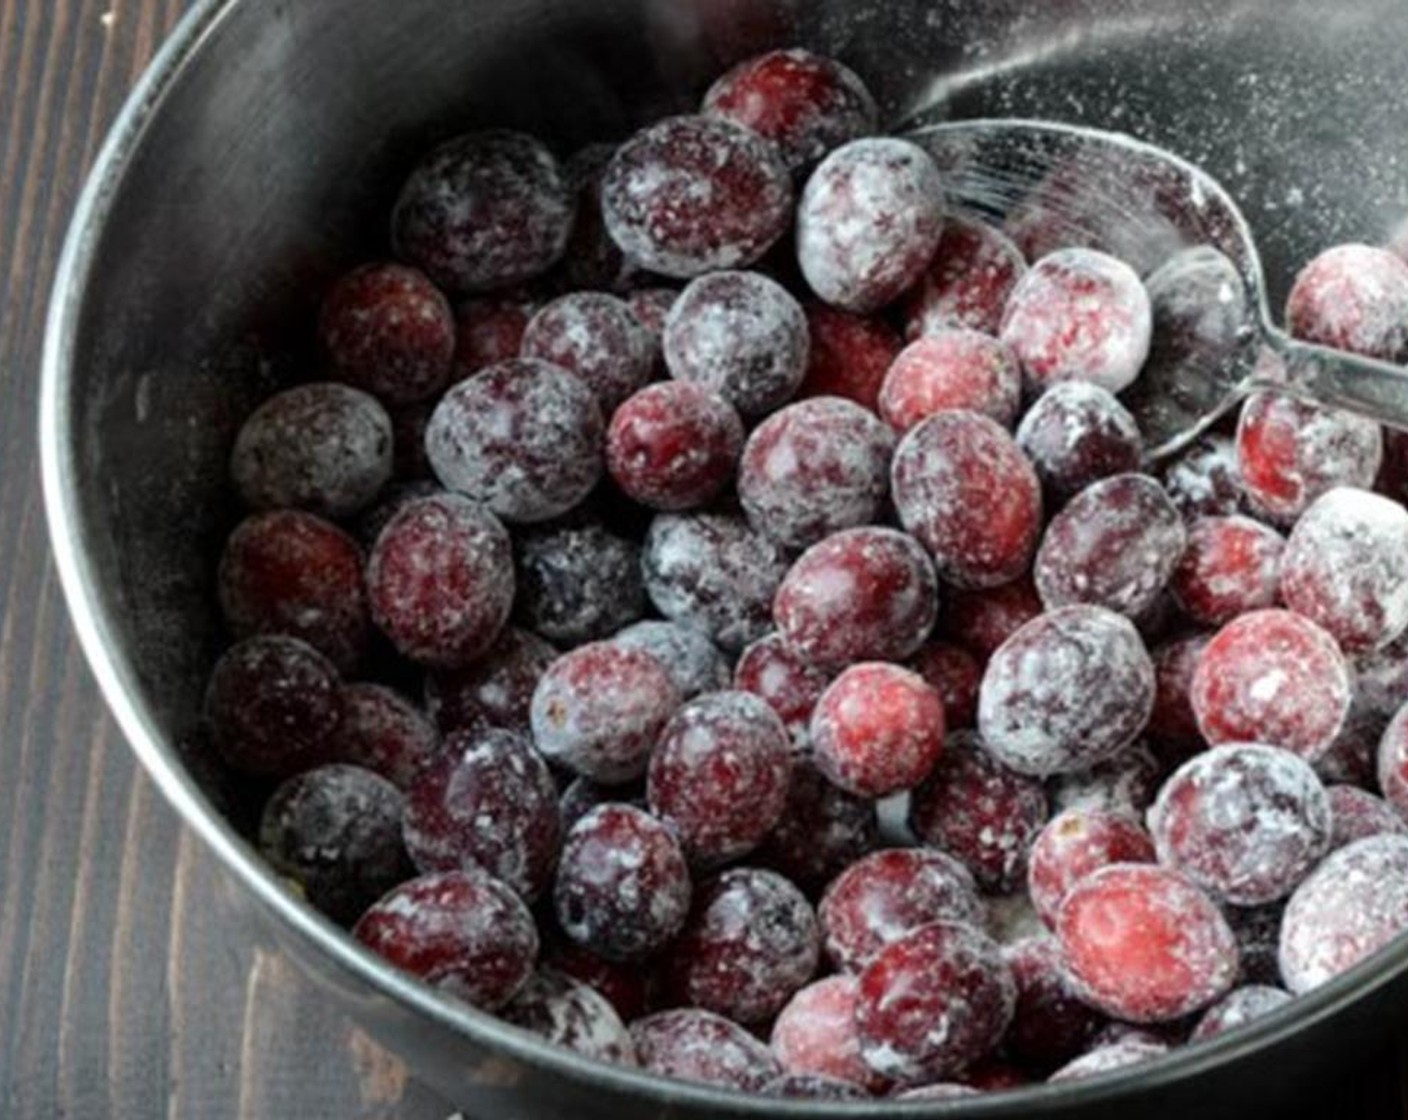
[1226,903,1284,987]
[425,358,603,524]
[501,969,635,1065]
[554,144,644,294]
[318,262,454,404]
[514,521,646,647]
[1189,609,1351,761]
[1016,382,1143,502]
[642,512,790,653]
[999,248,1153,395]
[602,115,792,279]
[810,662,945,798]
[333,682,440,789]
[1048,1040,1168,1082]
[1377,702,1408,817]
[1162,435,1245,521]
[878,329,1022,435]
[763,1074,868,1100]
[542,940,651,1023]
[796,137,946,313]
[1235,390,1382,524]
[900,215,1028,339]
[1329,785,1408,851]
[613,620,729,700]
[773,526,939,671]
[734,632,830,745]
[1280,487,1408,652]
[452,297,534,379]
[366,494,514,667]
[1279,835,1408,993]
[941,576,1044,659]
[554,803,691,961]
[392,130,573,294]
[648,692,793,867]
[909,641,981,729]
[1190,984,1292,1043]
[1147,635,1212,755]
[424,627,556,737]
[520,292,655,413]
[217,510,369,674]
[855,920,1016,1083]
[819,848,983,972]
[908,732,1050,893]
[1285,243,1408,361]
[354,868,538,1011]
[630,1009,781,1091]
[530,641,680,783]
[1048,742,1163,816]
[259,764,410,925]
[1035,474,1187,618]
[756,763,878,890]
[977,605,1155,777]
[605,382,744,511]
[892,411,1044,589]
[739,398,894,549]
[663,868,820,1025]
[1004,935,1108,1071]
[1167,515,1284,628]
[1028,807,1156,930]
[798,303,902,410]
[230,383,392,518]
[1057,863,1238,1022]
[770,975,884,1091]
[206,635,343,777]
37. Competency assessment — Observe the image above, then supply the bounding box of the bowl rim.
[37,0,1408,1113]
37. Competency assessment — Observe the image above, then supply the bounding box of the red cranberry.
[613,620,729,700]
[218,510,369,674]
[1147,635,1212,756]
[333,682,440,789]
[425,627,556,736]
[259,764,410,925]
[1058,863,1237,1022]
[1190,609,1350,761]
[1280,487,1408,652]
[810,662,945,798]
[520,292,655,412]
[797,137,946,313]
[1004,935,1108,1071]
[554,803,691,961]
[879,329,1022,434]
[819,848,983,972]
[1000,248,1153,395]
[318,262,454,404]
[941,576,1044,660]
[515,521,646,646]
[892,410,1044,590]
[630,1009,781,1091]
[900,214,1028,338]
[501,969,635,1065]
[977,606,1155,777]
[530,641,680,783]
[602,115,792,279]
[1048,742,1162,817]
[1048,1040,1168,1082]
[1028,807,1156,930]
[1285,243,1408,361]
[909,641,981,729]
[452,297,534,379]
[392,130,573,294]
[542,940,651,1023]
[230,383,392,518]
[1169,516,1284,629]
[425,358,603,524]
[908,732,1050,893]
[755,763,878,891]
[1035,474,1187,619]
[763,1074,868,1100]
[642,512,790,653]
[734,632,830,745]
[1016,382,1143,501]
[606,382,744,511]
[353,868,538,1010]
[366,493,514,668]
[773,526,938,671]
[206,635,343,777]
[771,975,884,1091]
[855,920,1016,1084]
[648,692,793,867]
[1328,785,1408,851]
[1190,984,1292,1042]
[1279,835,1408,993]
[1162,435,1245,521]
[798,303,901,410]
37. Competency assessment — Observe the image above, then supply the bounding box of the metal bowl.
[39,0,1408,1115]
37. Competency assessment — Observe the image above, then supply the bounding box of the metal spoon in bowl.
[902,118,1408,460]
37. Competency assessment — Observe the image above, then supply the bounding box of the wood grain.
[0,2,1406,1117]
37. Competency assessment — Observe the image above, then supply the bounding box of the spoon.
[902,118,1408,460]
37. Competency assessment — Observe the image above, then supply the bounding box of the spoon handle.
[1266,329,1408,431]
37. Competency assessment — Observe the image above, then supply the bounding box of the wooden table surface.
[2,2,1408,1117]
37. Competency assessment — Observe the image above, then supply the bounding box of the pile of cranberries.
[210,44,1408,1101]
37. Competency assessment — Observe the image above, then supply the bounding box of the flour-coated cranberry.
[1057,863,1238,1022]
[977,606,1155,777]
[392,130,573,294]
[1190,609,1350,761]
[756,764,878,890]
[797,138,946,313]
[366,493,514,667]
[1048,742,1163,817]
[554,804,691,962]
[515,521,646,647]
[1035,474,1187,618]
[425,358,603,524]
[1048,1040,1168,1082]
[648,692,793,867]
[602,115,792,279]
[541,940,651,1023]
[1028,807,1155,930]
[941,577,1044,660]
[909,641,981,729]
[1280,487,1408,652]
[1016,382,1143,502]
[810,663,945,798]
[770,974,884,1092]
[425,627,556,737]
[606,382,744,511]
[1004,935,1109,1071]
[1162,435,1244,521]
[630,1009,781,1091]
[819,847,983,972]
[855,920,1016,1084]
[908,732,1050,893]
[879,329,1022,433]
[521,292,655,412]
[1285,244,1408,361]
[333,682,440,789]
[452,297,534,379]
[613,620,730,700]
[1329,785,1408,851]
[1147,635,1211,755]
[901,215,1028,339]
[530,641,680,783]
[1000,248,1152,395]
[892,410,1043,590]
[501,969,636,1065]
[1170,516,1284,627]
[231,383,393,518]
[1189,984,1292,1043]
[798,303,901,410]
[354,868,538,1010]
